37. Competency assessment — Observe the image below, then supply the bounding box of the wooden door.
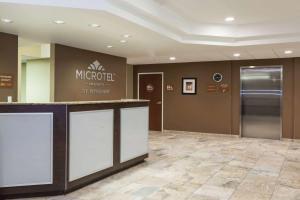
[138,74,162,131]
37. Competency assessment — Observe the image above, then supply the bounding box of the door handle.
[156,101,162,105]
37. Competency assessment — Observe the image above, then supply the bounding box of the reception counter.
[0,100,149,199]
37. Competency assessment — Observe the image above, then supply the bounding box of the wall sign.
[207,83,229,93]
[54,44,126,101]
[166,84,174,91]
[182,78,197,95]
[207,84,219,93]
[75,60,116,95]
[0,74,13,88]
[220,83,229,93]
[212,73,223,83]
[146,84,154,92]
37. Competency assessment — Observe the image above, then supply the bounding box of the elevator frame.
[239,65,283,140]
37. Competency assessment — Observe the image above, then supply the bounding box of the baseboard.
[162,129,240,138]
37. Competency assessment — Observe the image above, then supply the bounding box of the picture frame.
[182,77,197,95]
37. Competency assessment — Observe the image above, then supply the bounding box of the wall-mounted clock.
[212,73,223,83]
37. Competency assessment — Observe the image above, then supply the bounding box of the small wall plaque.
[220,83,229,93]
[207,83,230,93]
[166,84,174,91]
[207,84,219,93]
[146,84,154,92]
[0,74,13,88]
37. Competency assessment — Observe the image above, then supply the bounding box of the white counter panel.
[120,107,149,163]
[69,109,114,182]
[0,113,53,187]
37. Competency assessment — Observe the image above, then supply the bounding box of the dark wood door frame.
[138,72,164,132]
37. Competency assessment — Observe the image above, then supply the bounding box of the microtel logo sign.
[75,60,115,82]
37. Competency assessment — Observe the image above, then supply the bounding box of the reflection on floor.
[18,131,300,200]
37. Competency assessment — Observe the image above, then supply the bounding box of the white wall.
[18,40,51,102]
[24,59,51,103]
[21,63,27,102]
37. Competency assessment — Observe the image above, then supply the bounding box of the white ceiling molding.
[108,0,300,46]
[3,0,300,46]
[1,0,300,64]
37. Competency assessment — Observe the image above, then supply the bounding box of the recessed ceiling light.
[54,20,65,24]
[233,53,240,57]
[89,23,100,28]
[249,66,255,68]
[120,39,127,43]
[1,18,13,23]
[225,17,235,22]
[169,56,176,61]
[123,34,131,38]
[284,50,293,54]
[107,45,113,48]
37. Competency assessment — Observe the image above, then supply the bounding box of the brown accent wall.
[0,32,18,102]
[294,58,300,139]
[134,61,232,134]
[54,44,126,101]
[134,58,299,139]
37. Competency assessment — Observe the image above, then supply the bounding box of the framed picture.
[182,77,197,95]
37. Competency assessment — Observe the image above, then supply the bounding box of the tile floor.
[18,131,300,200]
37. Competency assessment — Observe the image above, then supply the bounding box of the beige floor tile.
[230,189,271,200]
[271,185,300,200]
[193,185,235,200]
[227,159,256,169]
[278,160,300,189]
[237,173,277,195]
[12,131,300,200]
[206,165,249,189]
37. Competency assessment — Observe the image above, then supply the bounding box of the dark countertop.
[0,99,149,105]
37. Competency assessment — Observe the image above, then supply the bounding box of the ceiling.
[1,0,300,64]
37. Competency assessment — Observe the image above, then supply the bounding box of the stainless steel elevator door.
[241,66,282,140]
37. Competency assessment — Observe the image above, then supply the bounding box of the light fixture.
[120,39,127,43]
[107,45,113,48]
[123,34,131,38]
[1,18,13,23]
[89,23,100,28]
[284,50,293,54]
[233,53,240,57]
[169,56,176,61]
[53,20,65,24]
[225,17,235,22]
[249,66,255,68]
